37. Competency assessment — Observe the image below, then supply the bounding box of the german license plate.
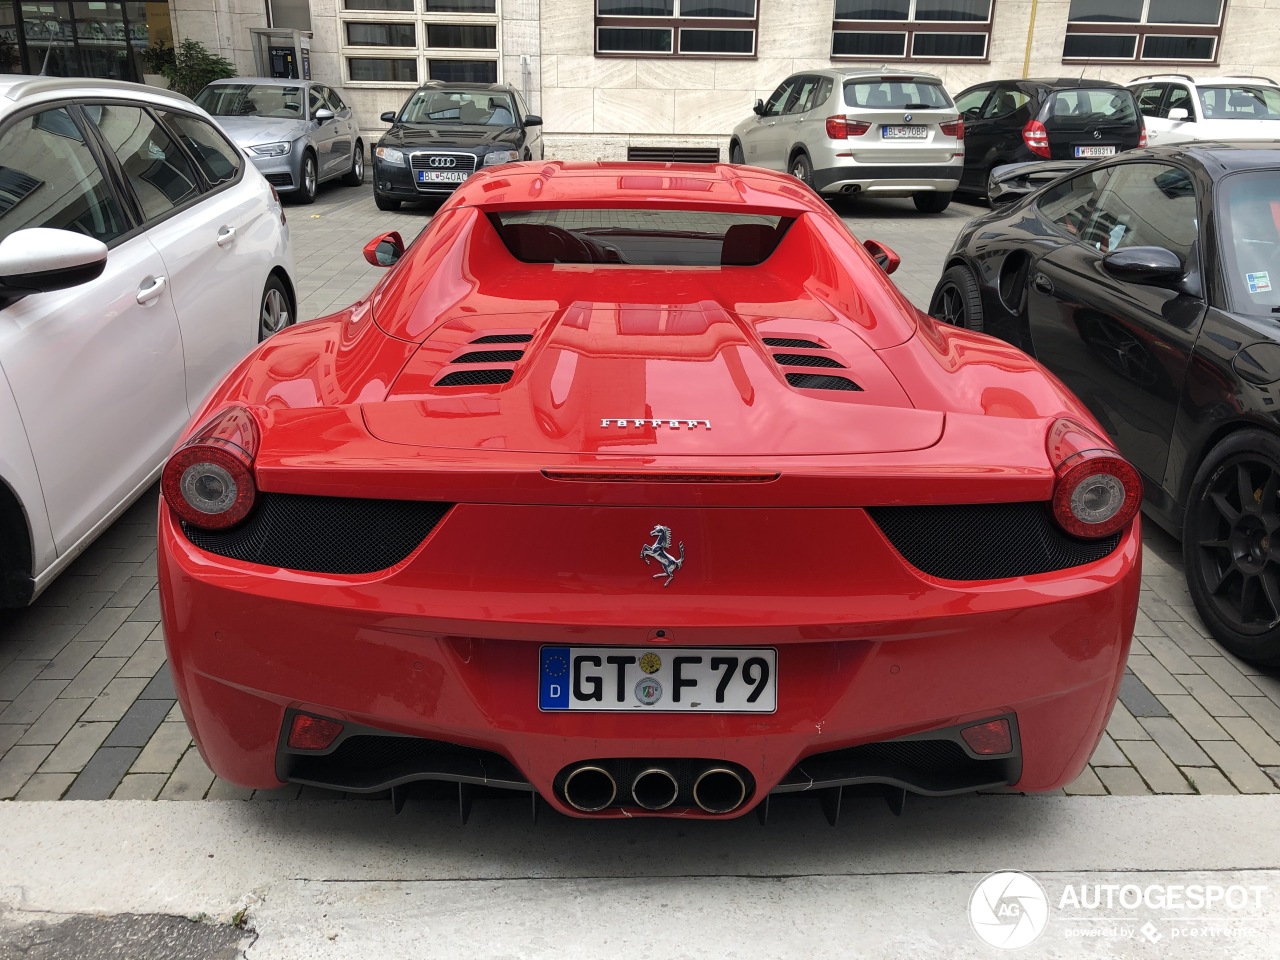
[417,170,467,183]
[538,646,777,713]
[1074,145,1116,158]
[882,125,928,139]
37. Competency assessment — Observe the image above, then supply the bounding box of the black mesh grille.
[284,733,527,791]
[182,494,450,574]
[763,337,823,348]
[436,369,513,386]
[453,350,524,363]
[775,735,1018,795]
[868,502,1122,580]
[626,146,719,163]
[264,173,293,187]
[471,333,532,344]
[786,373,862,391]
[774,353,844,368]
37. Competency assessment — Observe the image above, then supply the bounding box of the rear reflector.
[961,719,1013,755]
[288,714,344,751]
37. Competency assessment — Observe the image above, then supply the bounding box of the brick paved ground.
[1,178,1278,802]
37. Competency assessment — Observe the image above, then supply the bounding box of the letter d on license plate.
[539,646,777,713]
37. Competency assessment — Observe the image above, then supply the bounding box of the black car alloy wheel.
[1185,429,1280,667]
[929,265,984,333]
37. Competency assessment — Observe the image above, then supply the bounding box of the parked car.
[930,143,1280,667]
[195,78,364,204]
[952,79,1145,199]
[0,76,294,608]
[157,161,1140,821]
[372,81,543,210]
[729,69,964,212]
[1129,74,1280,145]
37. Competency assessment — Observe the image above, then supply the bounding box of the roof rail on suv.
[1129,73,1196,83]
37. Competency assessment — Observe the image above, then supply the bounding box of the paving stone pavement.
[1,178,1279,803]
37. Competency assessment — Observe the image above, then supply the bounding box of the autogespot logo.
[969,871,1050,949]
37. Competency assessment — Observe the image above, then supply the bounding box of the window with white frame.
[1063,0,1225,63]
[341,0,500,86]
[831,0,992,61]
[595,1,759,58]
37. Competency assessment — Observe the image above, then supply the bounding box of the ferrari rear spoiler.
[988,160,1088,206]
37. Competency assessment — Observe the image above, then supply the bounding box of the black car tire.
[730,142,744,165]
[913,191,953,214]
[297,151,318,205]
[929,265,984,333]
[1184,429,1280,668]
[375,192,401,211]
[343,142,364,186]
[789,152,814,189]
[258,275,293,342]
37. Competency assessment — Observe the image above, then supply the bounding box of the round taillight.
[1052,451,1142,539]
[161,406,259,530]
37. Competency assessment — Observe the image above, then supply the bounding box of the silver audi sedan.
[196,77,365,204]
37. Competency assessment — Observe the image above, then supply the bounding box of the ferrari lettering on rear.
[600,418,711,428]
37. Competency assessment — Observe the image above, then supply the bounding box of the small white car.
[1128,74,1280,144]
[0,77,295,606]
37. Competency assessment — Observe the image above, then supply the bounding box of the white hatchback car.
[1128,74,1280,144]
[0,77,294,606]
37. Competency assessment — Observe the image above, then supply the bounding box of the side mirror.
[863,239,900,275]
[314,108,335,123]
[0,227,107,306]
[363,231,405,268]
[753,99,765,116]
[523,114,543,126]
[1167,107,1190,122]
[1102,246,1184,288]
[380,111,398,124]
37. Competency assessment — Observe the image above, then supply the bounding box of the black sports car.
[372,81,543,210]
[930,143,1280,667]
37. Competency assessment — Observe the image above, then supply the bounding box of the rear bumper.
[813,163,962,196]
[159,501,1139,818]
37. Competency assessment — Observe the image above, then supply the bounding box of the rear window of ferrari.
[488,210,792,266]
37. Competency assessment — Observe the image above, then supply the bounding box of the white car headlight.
[376,146,406,166]
[249,142,291,157]
[483,150,519,167]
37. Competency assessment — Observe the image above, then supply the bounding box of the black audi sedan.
[930,143,1280,668]
[372,81,543,210]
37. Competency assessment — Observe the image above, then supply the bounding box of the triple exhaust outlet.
[561,764,747,814]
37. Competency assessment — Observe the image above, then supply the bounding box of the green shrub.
[162,39,236,99]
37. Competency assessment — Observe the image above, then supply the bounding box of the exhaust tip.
[563,765,617,813]
[692,767,747,814]
[631,768,679,811]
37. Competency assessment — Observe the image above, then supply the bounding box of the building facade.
[3,1,1278,159]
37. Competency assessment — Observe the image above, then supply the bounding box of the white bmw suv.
[729,69,965,213]
[0,77,294,606]
[1128,74,1280,144]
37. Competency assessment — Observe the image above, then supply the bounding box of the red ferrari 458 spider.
[158,161,1141,821]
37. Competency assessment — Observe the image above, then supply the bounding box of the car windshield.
[1046,88,1137,124]
[489,209,790,266]
[1198,85,1280,120]
[398,90,516,125]
[844,80,950,110]
[195,84,307,120]
[1219,170,1280,314]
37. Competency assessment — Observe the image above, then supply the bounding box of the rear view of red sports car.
[157,161,1140,821]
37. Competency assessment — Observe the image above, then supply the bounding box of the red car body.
[158,161,1140,820]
